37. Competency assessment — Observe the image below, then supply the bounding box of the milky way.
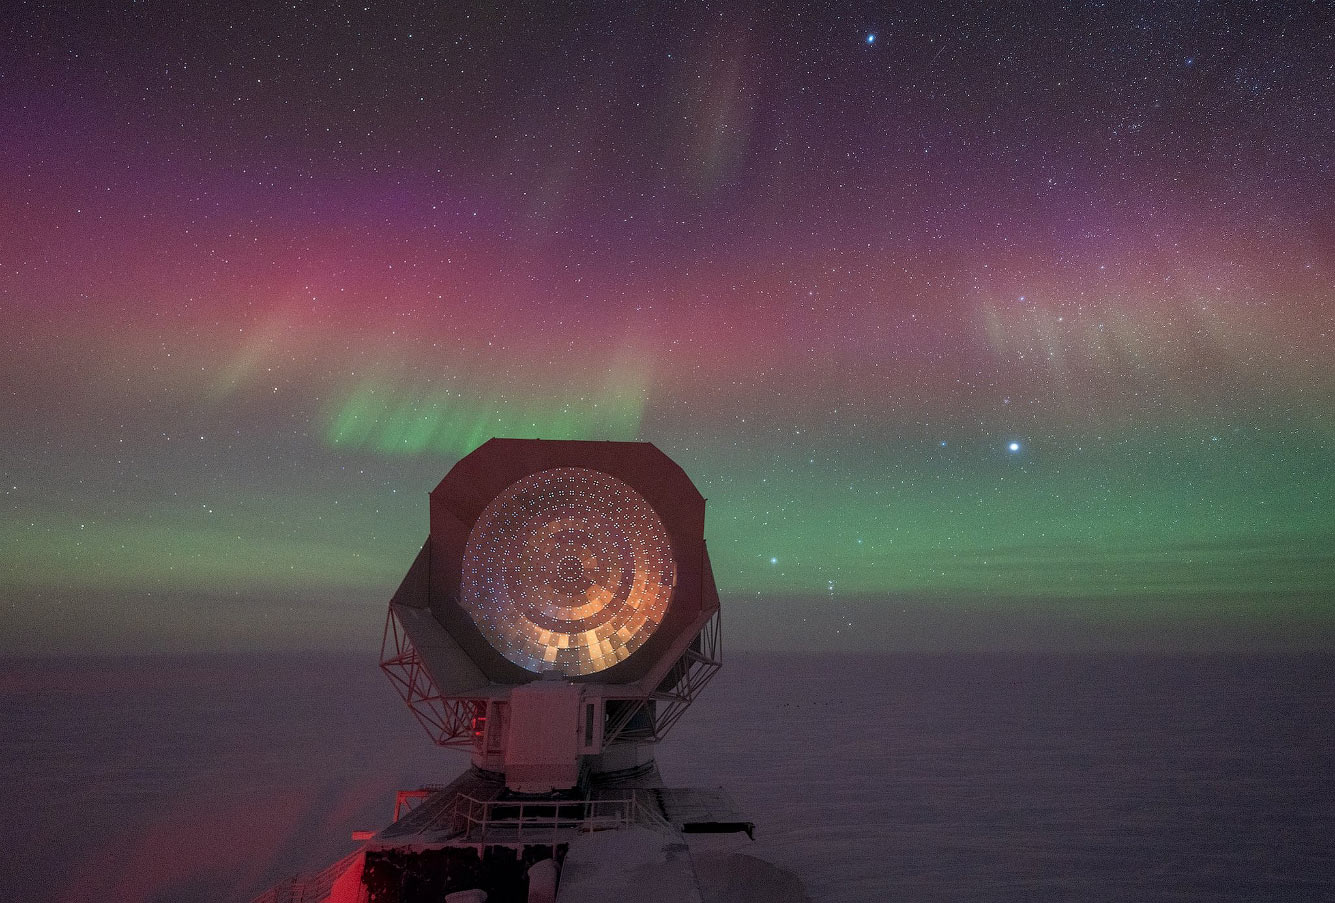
[3,1,1332,652]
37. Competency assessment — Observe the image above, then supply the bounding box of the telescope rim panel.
[424,439,715,686]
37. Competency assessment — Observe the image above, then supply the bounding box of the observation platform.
[372,766,752,850]
[253,767,754,903]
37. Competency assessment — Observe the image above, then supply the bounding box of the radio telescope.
[253,439,779,903]
[380,438,722,791]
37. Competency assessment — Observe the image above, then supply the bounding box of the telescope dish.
[258,440,749,903]
[460,467,676,676]
[381,439,720,759]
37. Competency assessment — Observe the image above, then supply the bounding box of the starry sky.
[3,1,1333,655]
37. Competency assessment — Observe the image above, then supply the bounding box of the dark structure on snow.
[255,439,751,903]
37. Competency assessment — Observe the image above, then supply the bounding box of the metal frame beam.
[380,607,484,749]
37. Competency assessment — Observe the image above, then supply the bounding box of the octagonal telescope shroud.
[381,439,721,751]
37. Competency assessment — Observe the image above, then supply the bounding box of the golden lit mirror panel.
[460,468,676,675]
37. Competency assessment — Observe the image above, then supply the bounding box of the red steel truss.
[380,607,484,749]
[383,605,722,751]
[603,609,722,745]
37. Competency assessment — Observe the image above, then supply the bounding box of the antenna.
[380,439,722,793]
[253,438,766,903]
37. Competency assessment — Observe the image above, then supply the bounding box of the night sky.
[3,1,1332,654]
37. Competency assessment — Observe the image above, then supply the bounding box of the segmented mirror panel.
[460,468,676,675]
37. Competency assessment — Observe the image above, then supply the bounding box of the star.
[1008,442,1021,453]
[865,33,876,45]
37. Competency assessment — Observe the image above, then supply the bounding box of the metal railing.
[442,790,672,844]
[250,789,674,902]
[250,848,363,903]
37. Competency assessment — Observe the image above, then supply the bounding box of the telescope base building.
[251,441,805,902]
[251,764,808,903]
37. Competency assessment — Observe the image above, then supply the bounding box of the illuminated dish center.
[460,467,677,676]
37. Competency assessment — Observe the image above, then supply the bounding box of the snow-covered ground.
[2,652,1332,902]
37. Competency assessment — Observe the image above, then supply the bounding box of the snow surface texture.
[2,653,1333,902]
[556,828,700,903]
[686,832,812,903]
[553,827,809,903]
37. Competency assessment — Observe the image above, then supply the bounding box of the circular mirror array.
[460,467,676,675]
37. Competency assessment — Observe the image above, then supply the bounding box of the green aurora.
[7,404,1331,652]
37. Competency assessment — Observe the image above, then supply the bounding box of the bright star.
[770,557,778,564]
[1008,442,1021,452]
[866,33,876,44]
